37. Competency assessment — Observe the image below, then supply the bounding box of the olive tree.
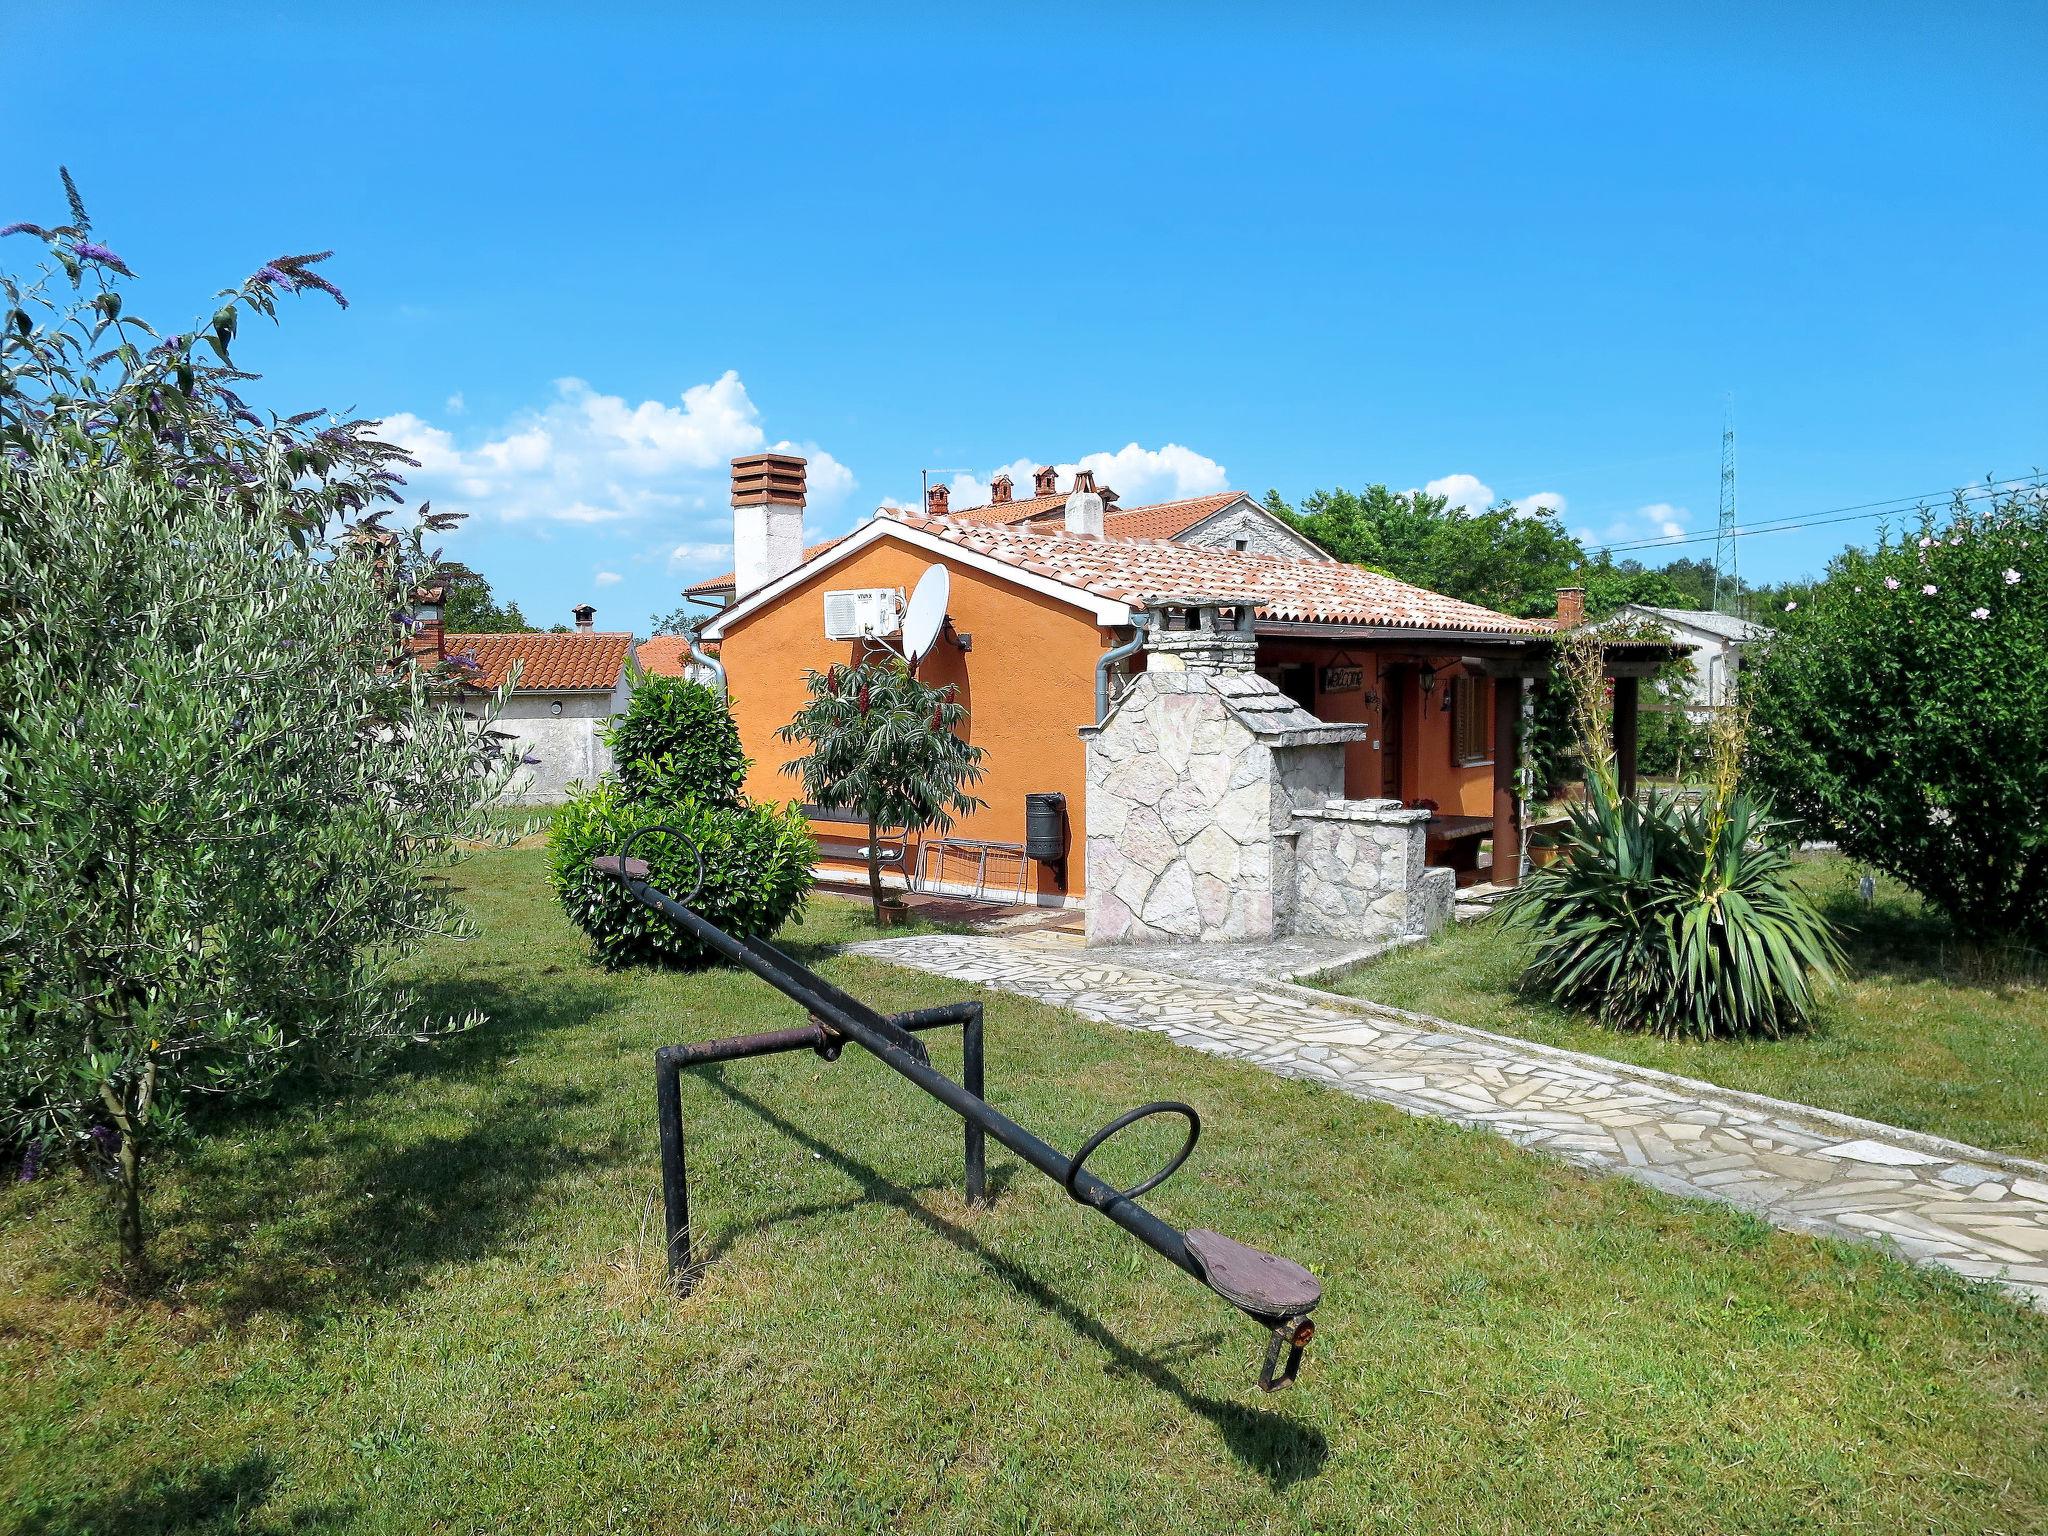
[0,174,510,1279]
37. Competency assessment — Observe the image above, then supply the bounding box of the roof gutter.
[1253,621,1554,644]
[1094,612,1151,725]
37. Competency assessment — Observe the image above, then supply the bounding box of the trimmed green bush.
[547,784,815,969]
[603,673,748,809]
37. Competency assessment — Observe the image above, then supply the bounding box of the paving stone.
[844,933,2048,1313]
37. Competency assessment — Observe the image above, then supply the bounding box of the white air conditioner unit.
[823,587,904,641]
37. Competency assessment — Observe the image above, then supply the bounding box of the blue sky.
[7,2,2043,630]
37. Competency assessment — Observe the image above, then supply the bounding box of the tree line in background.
[1261,482,1796,626]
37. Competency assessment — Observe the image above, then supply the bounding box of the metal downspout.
[688,633,727,694]
[1094,612,1150,725]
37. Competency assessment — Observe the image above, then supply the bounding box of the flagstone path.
[847,932,2048,1312]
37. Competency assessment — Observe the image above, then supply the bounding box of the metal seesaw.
[593,828,1323,1392]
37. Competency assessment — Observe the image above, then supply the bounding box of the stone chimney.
[1139,596,1259,675]
[572,603,596,631]
[926,483,950,517]
[732,452,807,601]
[990,473,1013,506]
[1064,481,1105,537]
[1554,587,1586,629]
[1032,465,1058,497]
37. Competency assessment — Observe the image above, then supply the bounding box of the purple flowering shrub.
[1746,483,2048,935]
[1,169,412,530]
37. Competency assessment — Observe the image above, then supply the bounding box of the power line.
[1591,473,2045,558]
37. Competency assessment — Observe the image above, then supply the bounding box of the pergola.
[1252,622,1678,888]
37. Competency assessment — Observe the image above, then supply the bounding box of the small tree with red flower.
[777,659,986,922]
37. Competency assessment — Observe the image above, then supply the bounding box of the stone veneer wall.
[1292,799,1455,940]
[1083,673,1332,943]
[1086,662,1459,946]
[1174,500,1333,562]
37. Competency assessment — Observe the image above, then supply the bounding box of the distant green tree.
[1281,484,1583,617]
[648,604,700,638]
[442,566,531,632]
[1580,555,1690,620]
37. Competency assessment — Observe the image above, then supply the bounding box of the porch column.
[1491,676,1521,889]
[1614,676,1640,802]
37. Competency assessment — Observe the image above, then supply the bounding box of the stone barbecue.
[1081,598,1454,947]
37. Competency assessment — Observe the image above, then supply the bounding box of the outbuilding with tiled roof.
[418,608,639,804]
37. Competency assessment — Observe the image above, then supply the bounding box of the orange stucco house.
[687,453,1658,912]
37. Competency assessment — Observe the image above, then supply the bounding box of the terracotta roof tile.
[892,513,1550,634]
[443,632,635,691]
[947,491,1072,526]
[1099,493,1245,541]
[633,635,695,677]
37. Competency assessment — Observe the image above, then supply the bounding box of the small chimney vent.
[926,483,950,517]
[1070,469,1097,494]
[990,474,1013,506]
[572,603,596,631]
[1065,486,1105,538]
[1032,465,1058,497]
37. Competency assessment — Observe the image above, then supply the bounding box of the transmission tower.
[1710,402,1739,616]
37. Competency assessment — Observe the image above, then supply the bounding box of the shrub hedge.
[547,784,815,969]
[602,673,749,809]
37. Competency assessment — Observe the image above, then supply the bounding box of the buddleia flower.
[73,241,135,277]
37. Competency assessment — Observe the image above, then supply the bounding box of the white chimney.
[572,603,596,631]
[732,452,807,600]
[1064,486,1104,537]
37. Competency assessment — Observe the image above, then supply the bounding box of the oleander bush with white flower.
[1746,483,2048,936]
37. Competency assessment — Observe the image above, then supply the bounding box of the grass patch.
[1329,855,2048,1159]
[2,850,2044,1534]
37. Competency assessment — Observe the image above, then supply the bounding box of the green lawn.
[3,849,2044,1534]
[1327,856,2048,1161]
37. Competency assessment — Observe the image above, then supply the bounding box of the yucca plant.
[1504,635,1844,1039]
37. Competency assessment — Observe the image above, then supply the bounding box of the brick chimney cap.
[732,451,808,507]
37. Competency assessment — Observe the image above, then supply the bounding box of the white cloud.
[1071,443,1229,503]
[593,570,622,587]
[1580,502,1693,548]
[1411,473,1566,519]
[667,540,733,573]
[1423,473,1496,513]
[444,390,465,414]
[378,372,857,532]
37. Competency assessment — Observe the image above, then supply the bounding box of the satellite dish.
[902,565,950,663]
